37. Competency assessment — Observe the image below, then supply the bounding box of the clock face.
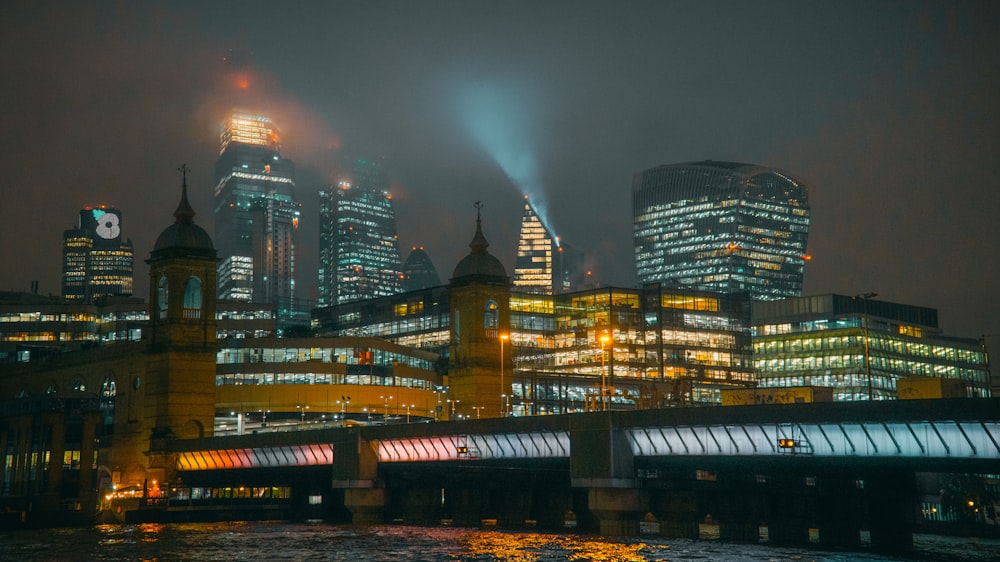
[93,210,121,239]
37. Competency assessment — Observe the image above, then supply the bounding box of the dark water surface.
[1,522,997,561]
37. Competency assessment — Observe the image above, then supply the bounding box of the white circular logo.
[95,212,121,239]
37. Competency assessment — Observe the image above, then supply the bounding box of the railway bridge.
[146,398,1000,552]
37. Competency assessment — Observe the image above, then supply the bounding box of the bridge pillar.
[868,470,915,553]
[584,482,645,536]
[331,429,385,524]
[343,487,386,525]
[570,413,646,535]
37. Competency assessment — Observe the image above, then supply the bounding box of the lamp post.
[499,333,509,416]
[296,404,309,423]
[406,404,415,424]
[380,395,393,424]
[600,333,610,411]
[472,406,484,419]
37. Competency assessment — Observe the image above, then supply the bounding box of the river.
[1,522,997,561]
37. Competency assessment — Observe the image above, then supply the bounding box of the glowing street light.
[406,404,415,424]
[499,333,509,416]
[380,395,393,424]
[472,405,484,419]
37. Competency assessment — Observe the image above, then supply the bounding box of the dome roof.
[451,208,508,285]
[153,222,214,253]
[150,168,216,259]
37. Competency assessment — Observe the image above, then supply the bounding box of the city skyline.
[1,2,998,340]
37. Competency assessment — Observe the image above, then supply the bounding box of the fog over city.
[1,1,998,340]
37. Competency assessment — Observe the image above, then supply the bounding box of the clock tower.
[143,166,218,445]
[447,203,511,420]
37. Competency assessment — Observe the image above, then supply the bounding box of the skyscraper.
[61,206,134,302]
[512,197,586,295]
[401,247,441,291]
[318,158,403,306]
[632,161,811,300]
[512,197,554,295]
[213,110,301,321]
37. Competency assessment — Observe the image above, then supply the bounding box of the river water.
[1,522,996,561]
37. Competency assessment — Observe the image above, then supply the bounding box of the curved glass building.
[632,161,811,300]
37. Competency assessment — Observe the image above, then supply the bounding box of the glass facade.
[0,295,274,362]
[513,198,555,295]
[633,161,810,300]
[213,110,302,324]
[752,294,991,400]
[61,207,134,302]
[401,247,441,292]
[314,284,754,411]
[510,285,753,413]
[318,159,404,306]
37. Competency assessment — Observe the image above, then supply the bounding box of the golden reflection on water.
[459,531,653,561]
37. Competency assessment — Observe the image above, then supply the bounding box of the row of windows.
[754,333,984,364]
[216,373,433,389]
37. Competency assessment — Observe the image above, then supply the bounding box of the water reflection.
[461,532,656,561]
[1,522,996,561]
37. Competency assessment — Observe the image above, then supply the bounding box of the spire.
[470,200,489,254]
[174,164,196,225]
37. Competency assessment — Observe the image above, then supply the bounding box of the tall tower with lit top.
[213,110,301,324]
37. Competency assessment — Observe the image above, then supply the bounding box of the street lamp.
[381,395,393,424]
[472,405,484,419]
[447,399,460,419]
[499,333,509,416]
[296,404,309,423]
[600,333,610,411]
[406,404,415,424]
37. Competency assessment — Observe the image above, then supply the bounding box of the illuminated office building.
[512,197,586,295]
[633,161,811,300]
[318,159,403,306]
[61,206,134,302]
[752,294,991,400]
[315,282,754,412]
[213,110,301,323]
[513,198,554,294]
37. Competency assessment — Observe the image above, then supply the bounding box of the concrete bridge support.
[330,429,385,524]
[867,470,916,553]
[584,483,646,536]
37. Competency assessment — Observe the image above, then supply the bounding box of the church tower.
[448,203,511,419]
[144,166,218,442]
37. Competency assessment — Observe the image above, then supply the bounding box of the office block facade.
[633,161,810,300]
[318,159,403,306]
[61,207,134,302]
[213,110,301,322]
[752,294,991,400]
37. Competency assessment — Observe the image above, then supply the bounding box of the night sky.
[2,2,998,342]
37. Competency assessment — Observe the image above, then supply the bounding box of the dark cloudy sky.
[2,1,998,341]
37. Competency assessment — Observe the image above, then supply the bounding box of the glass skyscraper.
[632,161,811,300]
[213,110,301,323]
[61,206,134,302]
[512,197,587,295]
[318,158,403,306]
[513,198,555,295]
